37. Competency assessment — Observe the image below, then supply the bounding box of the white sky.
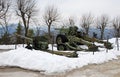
[10,0,120,25]
[37,0,120,19]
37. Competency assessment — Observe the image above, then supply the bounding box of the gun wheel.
[57,37,62,44]
[56,34,68,44]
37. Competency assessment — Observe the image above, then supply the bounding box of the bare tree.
[0,0,11,33]
[0,0,11,44]
[0,13,11,44]
[68,17,75,26]
[15,0,37,37]
[43,5,60,43]
[96,15,109,40]
[80,13,94,35]
[112,16,120,50]
[0,14,9,34]
[112,16,120,37]
[34,24,41,37]
[35,26,41,36]
[0,0,10,19]
[61,17,75,28]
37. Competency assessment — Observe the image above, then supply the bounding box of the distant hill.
[0,24,18,35]
[0,24,115,39]
[89,28,114,39]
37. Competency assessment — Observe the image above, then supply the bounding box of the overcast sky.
[38,0,120,18]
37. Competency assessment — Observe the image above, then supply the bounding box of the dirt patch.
[0,49,12,53]
[0,67,66,77]
[65,56,120,77]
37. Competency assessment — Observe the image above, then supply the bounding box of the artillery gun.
[15,33,78,57]
[15,34,48,50]
[56,26,113,51]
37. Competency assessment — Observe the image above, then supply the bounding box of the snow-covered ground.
[0,38,120,74]
[0,44,26,50]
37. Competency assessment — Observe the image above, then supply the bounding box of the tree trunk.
[86,28,89,35]
[48,25,51,44]
[100,29,104,40]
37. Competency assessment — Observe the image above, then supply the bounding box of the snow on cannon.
[55,26,113,51]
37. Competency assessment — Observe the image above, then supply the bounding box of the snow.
[0,45,15,50]
[48,44,58,51]
[0,44,26,50]
[0,38,120,74]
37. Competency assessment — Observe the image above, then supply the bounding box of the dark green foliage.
[15,22,24,44]
[0,32,10,44]
[28,29,34,38]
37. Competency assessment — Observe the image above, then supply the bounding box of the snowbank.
[0,45,16,49]
[0,38,120,74]
[0,44,26,50]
